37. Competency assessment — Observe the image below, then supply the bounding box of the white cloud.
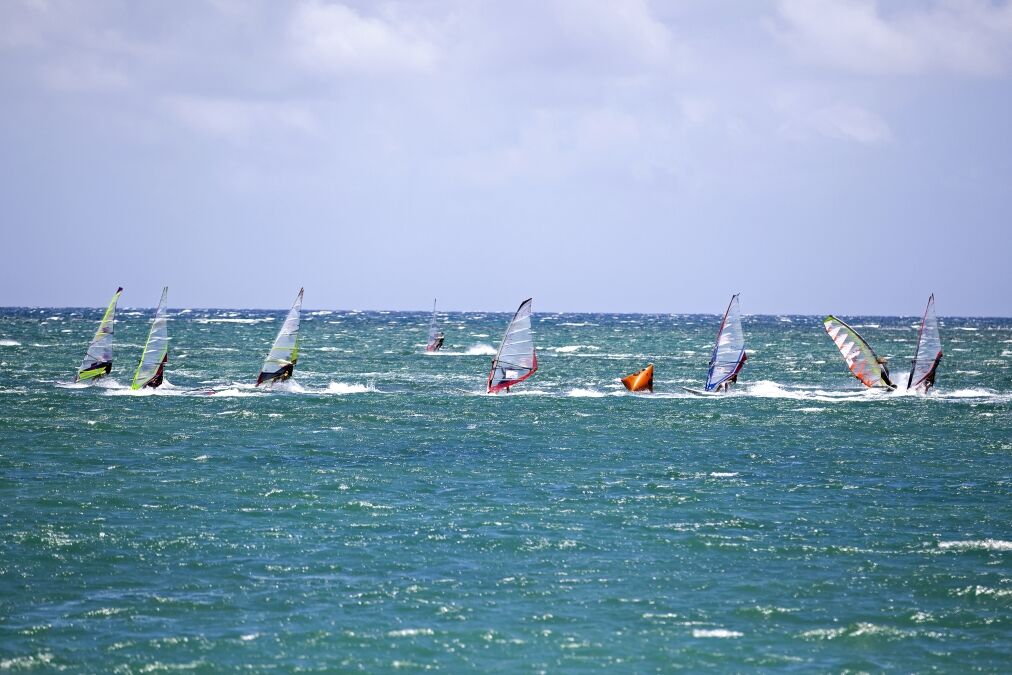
[774,0,1012,76]
[41,61,128,92]
[167,95,317,143]
[775,92,891,145]
[551,0,673,67]
[813,102,891,143]
[288,0,437,74]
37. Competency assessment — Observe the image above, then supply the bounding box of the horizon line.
[1,304,1010,320]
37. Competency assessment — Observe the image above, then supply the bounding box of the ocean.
[1,306,1010,671]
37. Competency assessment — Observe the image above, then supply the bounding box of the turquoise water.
[1,306,1011,671]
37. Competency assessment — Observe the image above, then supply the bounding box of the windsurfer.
[877,357,894,388]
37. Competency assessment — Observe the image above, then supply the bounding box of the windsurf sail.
[908,294,942,392]
[823,315,895,389]
[76,287,122,382]
[705,293,747,392]
[256,288,303,386]
[131,287,169,389]
[426,298,444,352]
[487,297,537,393]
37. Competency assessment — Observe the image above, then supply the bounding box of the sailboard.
[683,387,722,397]
[705,293,747,392]
[487,297,537,393]
[131,287,169,389]
[256,288,303,386]
[425,299,444,352]
[76,287,123,382]
[823,315,895,389]
[907,294,943,392]
[622,364,653,392]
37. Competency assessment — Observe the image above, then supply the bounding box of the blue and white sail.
[705,293,747,392]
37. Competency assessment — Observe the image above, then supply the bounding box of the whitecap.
[942,388,995,399]
[566,388,607,398]
[0,339,20,347]
[386,627,435,639]
[938,539,1012,551]
[208,388,261,398]
[692,628,742,638]
[324,382,376,394]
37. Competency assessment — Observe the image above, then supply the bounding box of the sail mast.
[256,288,303,386]
[131,287,169,390]
[76,287,123,382]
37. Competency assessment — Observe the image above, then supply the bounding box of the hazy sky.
[1,0,1010,315]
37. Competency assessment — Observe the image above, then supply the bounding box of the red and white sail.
[705,294,747,391]
[487,298,537,393]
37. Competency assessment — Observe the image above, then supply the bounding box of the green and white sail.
[823,315,894,389]
[76,287,122,382]
[256,288,303,386]
[131,287,169,389]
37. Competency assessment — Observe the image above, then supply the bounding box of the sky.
[1,0,1010,316]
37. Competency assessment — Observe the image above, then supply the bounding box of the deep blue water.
[1,306,1010,671]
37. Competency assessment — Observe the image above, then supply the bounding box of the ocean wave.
[387,628,433,638]
[937,539,1012,552]
[435,344,496,356]
[566,388,607,398]
[0,339,20,347]
[692,628,742,638]
[941,388,996,399]
[744,380,876,402]
[801,623,915,640]
[323,382,377,395]
[207,387,261,398]
[549,345,601,353]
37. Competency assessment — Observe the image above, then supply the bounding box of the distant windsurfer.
[433,332,445,351]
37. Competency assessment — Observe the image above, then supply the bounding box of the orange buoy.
[621,363,653,392]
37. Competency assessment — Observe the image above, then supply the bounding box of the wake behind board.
[682,387,723,397]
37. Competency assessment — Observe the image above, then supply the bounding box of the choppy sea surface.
[1,305,1011,672]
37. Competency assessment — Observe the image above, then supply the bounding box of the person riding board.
[877,356,895,389]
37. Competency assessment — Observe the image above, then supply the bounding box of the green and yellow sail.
[131,287,169,389]
[76,287,122,382]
